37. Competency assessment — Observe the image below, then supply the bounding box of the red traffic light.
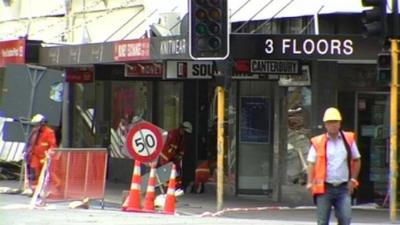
[377,52,391,69]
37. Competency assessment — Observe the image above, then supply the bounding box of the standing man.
[24,114,58,193]
[306,107,361,225]
[159,121,192,188]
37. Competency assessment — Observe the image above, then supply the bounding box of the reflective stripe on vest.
[310,132,355,195]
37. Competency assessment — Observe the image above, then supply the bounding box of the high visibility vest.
[159,128,185,165]
[195,161,211,185]
[310,131,356,195]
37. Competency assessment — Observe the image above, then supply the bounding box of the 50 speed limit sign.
[126,121,164,162]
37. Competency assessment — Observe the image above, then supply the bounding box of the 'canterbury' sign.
[251,60,299,74]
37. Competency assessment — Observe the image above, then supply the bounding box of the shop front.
[38,33,389,203]
[230,34,386,202]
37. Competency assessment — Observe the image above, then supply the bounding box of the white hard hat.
[323,107,342,122]
[31,114,46,123]
[154,194,166,208]
[181,121,192,134]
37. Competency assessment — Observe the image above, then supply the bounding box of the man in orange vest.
[24,114,58,194]
[306,107,361,225]
[159,121,192,188]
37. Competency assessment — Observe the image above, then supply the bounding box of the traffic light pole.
[216,85,225,211]
[390,38,399,222]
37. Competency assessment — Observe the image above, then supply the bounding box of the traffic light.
[376,52,391,84]
[189,0,229,60]
[361,0,387,38]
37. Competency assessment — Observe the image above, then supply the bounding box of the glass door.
[356,92,389,204]
[237,81,273,195]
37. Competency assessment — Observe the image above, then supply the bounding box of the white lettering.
[303,39,315,55]
[343,40,353,55]
[265,39,274,54]
[281,39,290,54]
[1,47,23,57]
[274,38,355,57]
[292,39,301,54]
[316,39,329,55]
[160,39,186,55]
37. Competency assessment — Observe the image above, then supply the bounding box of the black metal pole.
[394,0,399,38]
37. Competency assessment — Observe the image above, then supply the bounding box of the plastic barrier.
[41,148,108,205]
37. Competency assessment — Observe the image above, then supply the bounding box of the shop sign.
[150,36,189,59]
[250,59,299,74]
[278,65,311,87]
[165,61,216,79]
[230,34,380,60]
[0,39,25,68]
[114,38,150,61]
[66,67,94,83]
[125,63,163,78]
[233,59,301,80]
[160,38,186,56]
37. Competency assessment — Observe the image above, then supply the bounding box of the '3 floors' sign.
[230,34,380,60]
[165,61,217,79]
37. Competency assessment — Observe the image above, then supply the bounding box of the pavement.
[103,181,396,224]
[0,179,398,224]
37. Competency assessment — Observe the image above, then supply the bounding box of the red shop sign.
[114,39,150,61]
[125,63,163,78]
[66,67,94,83]
[0,39,26,68]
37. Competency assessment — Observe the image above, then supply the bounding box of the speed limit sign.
[126,121,164,162]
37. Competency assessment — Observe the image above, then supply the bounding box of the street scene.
[1,0,400,224]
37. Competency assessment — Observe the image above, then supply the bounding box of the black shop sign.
[230,34,380,60]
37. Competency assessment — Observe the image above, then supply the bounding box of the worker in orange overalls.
[159,121,192,188]
[23,114,58,194]
[191,160,216,194]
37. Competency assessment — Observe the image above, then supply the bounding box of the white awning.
[147,0,370,23]
[229,0,367,22]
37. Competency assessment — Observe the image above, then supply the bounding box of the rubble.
[286,87,311,185]
[0,160,21,180]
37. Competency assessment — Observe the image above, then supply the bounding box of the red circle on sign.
[126,121,163,162]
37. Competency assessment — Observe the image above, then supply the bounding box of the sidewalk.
[0,179,396,224]
[104,181,394,224]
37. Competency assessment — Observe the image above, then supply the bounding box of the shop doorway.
[355,92,389,204]
[237,81,274,195]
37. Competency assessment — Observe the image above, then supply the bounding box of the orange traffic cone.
[163,163,177,214]
[122,160,142,212]
[143,164,156,213]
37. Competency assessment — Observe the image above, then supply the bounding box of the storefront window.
[155,81,183,131]
[109,81,153,158]
[71,83,96,147]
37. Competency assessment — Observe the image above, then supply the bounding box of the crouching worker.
[191,160,216,194]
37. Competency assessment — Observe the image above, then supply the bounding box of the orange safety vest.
[28,125,58,186]
[159,128,185,165]
[195,161,211,185]
[310,131,356,195]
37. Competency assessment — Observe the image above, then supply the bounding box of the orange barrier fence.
[43,148,108,202]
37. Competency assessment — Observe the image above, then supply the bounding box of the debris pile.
[0,160,21,180]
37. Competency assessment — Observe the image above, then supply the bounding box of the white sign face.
[130,128,158,157]
[126,121,163,162]
[165,61,216,79]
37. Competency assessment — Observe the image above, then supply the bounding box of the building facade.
[0,0,392,205]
